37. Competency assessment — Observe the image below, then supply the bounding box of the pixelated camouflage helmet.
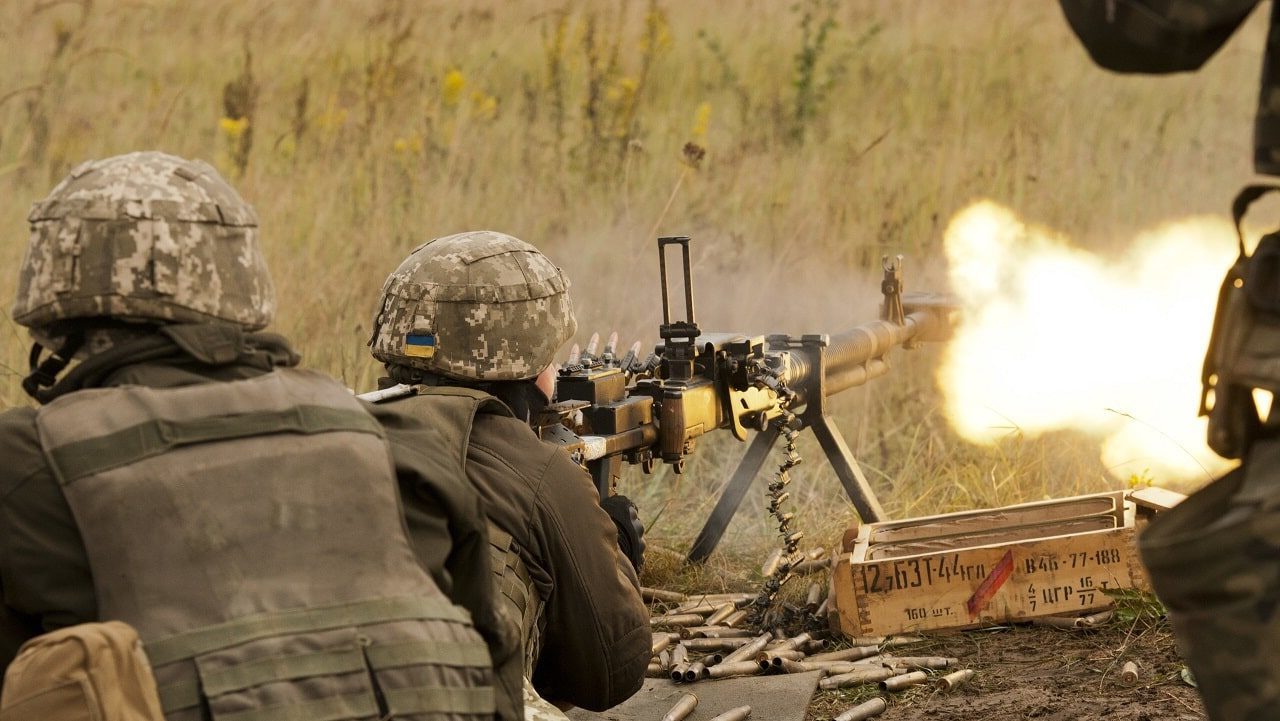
[12,151,275,333]
[370,230,576,381]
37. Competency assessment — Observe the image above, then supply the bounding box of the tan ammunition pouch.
[36,369,494,721]
[1203,185,1280,458]
[388,387,548,675]
[0,621,164,721]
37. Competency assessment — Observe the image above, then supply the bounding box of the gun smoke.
[939,200,1239,487]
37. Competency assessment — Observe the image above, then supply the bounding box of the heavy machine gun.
[538,236,956,563]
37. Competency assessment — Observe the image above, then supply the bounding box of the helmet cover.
[370,230,576,381]
[12,151,274,333]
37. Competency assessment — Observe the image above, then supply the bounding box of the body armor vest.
[387,388,548,677]
[36,369,495,721]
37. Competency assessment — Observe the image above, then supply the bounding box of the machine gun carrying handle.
[658,236,699,342]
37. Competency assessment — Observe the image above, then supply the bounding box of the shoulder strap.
[413,385,514,418]
[383,386,513,482]
[1232,184,1280,256]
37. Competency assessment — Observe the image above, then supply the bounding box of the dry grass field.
[3,0,1261,550]
[0,6,1266,715]
[3,1,1263,717]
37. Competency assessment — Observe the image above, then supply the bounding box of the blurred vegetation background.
[0,0,1265,568]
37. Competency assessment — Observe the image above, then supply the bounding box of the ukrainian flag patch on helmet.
[403,333,437,358]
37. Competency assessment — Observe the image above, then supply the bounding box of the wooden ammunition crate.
[831,491,1147,637]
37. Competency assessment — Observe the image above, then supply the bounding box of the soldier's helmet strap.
[21,332,84,402]
[25,334,181,405]
[1232,184,1280,256]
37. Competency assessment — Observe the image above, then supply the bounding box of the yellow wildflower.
[1126,468,1154,489]
[640,6,672,54]
[691,102,711,145]
[607,77,638,104]
[316,93,349,133]
[219,116,250,140]
[471,91,498,121]
[392,135,424,156]
[443,69,466,107]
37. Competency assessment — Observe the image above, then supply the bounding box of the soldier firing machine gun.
[538,236,956,564]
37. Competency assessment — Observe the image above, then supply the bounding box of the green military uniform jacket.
[0,327,522,721]
[385,391,651,712]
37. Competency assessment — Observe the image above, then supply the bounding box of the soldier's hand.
[600,494,645,572]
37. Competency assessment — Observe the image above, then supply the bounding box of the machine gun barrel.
[824,308,935,395]
[780,301,951,408]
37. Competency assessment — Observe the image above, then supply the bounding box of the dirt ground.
[642,549,1205,721]
[806,619,1205,721]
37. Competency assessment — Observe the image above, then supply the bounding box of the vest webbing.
[390,388,548,676]
[210,692,376,721]
[487,525,546,676]
[47,404,383,484]
[37,370,496,721]
[194,687,497,721]
[144,596,467,666]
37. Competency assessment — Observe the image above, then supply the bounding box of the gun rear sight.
[657,236,699,342]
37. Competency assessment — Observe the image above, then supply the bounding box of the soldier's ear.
[535,363,558,401]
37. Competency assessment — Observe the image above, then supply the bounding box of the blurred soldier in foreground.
[1059,3,1280,719]
[367,230,650,720]
[0,152,519,720]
